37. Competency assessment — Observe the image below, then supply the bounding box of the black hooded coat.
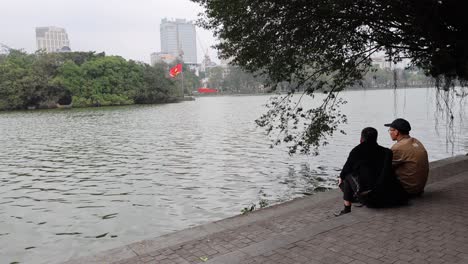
[340,141,408,207]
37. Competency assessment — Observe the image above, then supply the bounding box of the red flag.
[169,64,182,78]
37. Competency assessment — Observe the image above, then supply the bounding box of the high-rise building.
[36,26,70,53]
[160,18,197,65]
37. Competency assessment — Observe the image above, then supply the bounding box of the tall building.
[36,26,70,52]
[160,18,197,65]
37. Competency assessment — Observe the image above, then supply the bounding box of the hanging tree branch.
[193,0,468,154]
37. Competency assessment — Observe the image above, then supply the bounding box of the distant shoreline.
[195,85,436,97]
[0,86,442,114]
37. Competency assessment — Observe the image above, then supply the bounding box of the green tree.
[206,66,224,91]
[53,60,84,96]
[31,52,71,108]
[0,49,177,110]
[192,0,468,154]
[0,50,98,109]
[59,51,105,66]
[169,61,201,96]
[182,64,201,95]
[0,50,43,109]
[222,66,265,93]
[134,62,178,103]
[71,56,137,106]
[359,67,394,88]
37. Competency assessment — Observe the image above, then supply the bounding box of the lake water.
[1,88,467,263]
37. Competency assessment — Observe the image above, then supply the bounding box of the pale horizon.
[0,0,219,64]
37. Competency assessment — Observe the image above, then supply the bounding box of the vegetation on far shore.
[0,49,201,111]
[0,48,442,114]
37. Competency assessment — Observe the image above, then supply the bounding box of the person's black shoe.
[334,205,351,217]
[334,209,351,217]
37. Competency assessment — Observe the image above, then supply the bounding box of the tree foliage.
[205,66,225,90]
[202,65,265,93]
[180,63,202,95]
[0,50,179,110]
[222,66,266,93]
[359,67,433,89]
[192,0,468,154]
[134,62,177,104]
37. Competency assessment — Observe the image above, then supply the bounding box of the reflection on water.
[0,88,466,263]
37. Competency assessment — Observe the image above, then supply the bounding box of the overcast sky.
[0,0,218,64]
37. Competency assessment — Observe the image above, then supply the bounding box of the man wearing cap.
[385,118,429,197]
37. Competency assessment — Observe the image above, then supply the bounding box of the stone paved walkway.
[64,155,468,264]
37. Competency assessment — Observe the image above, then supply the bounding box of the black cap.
[384,118,411,132]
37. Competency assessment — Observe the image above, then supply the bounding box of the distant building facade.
[160,18,197,65]
[150,52,177,65]
[36,26,70,52]
[371,55,410,70]
[371,56,392,70]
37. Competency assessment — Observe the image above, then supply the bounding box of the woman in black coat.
[335,127,408,216]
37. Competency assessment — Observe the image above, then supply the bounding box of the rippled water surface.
[1,88,467,263]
